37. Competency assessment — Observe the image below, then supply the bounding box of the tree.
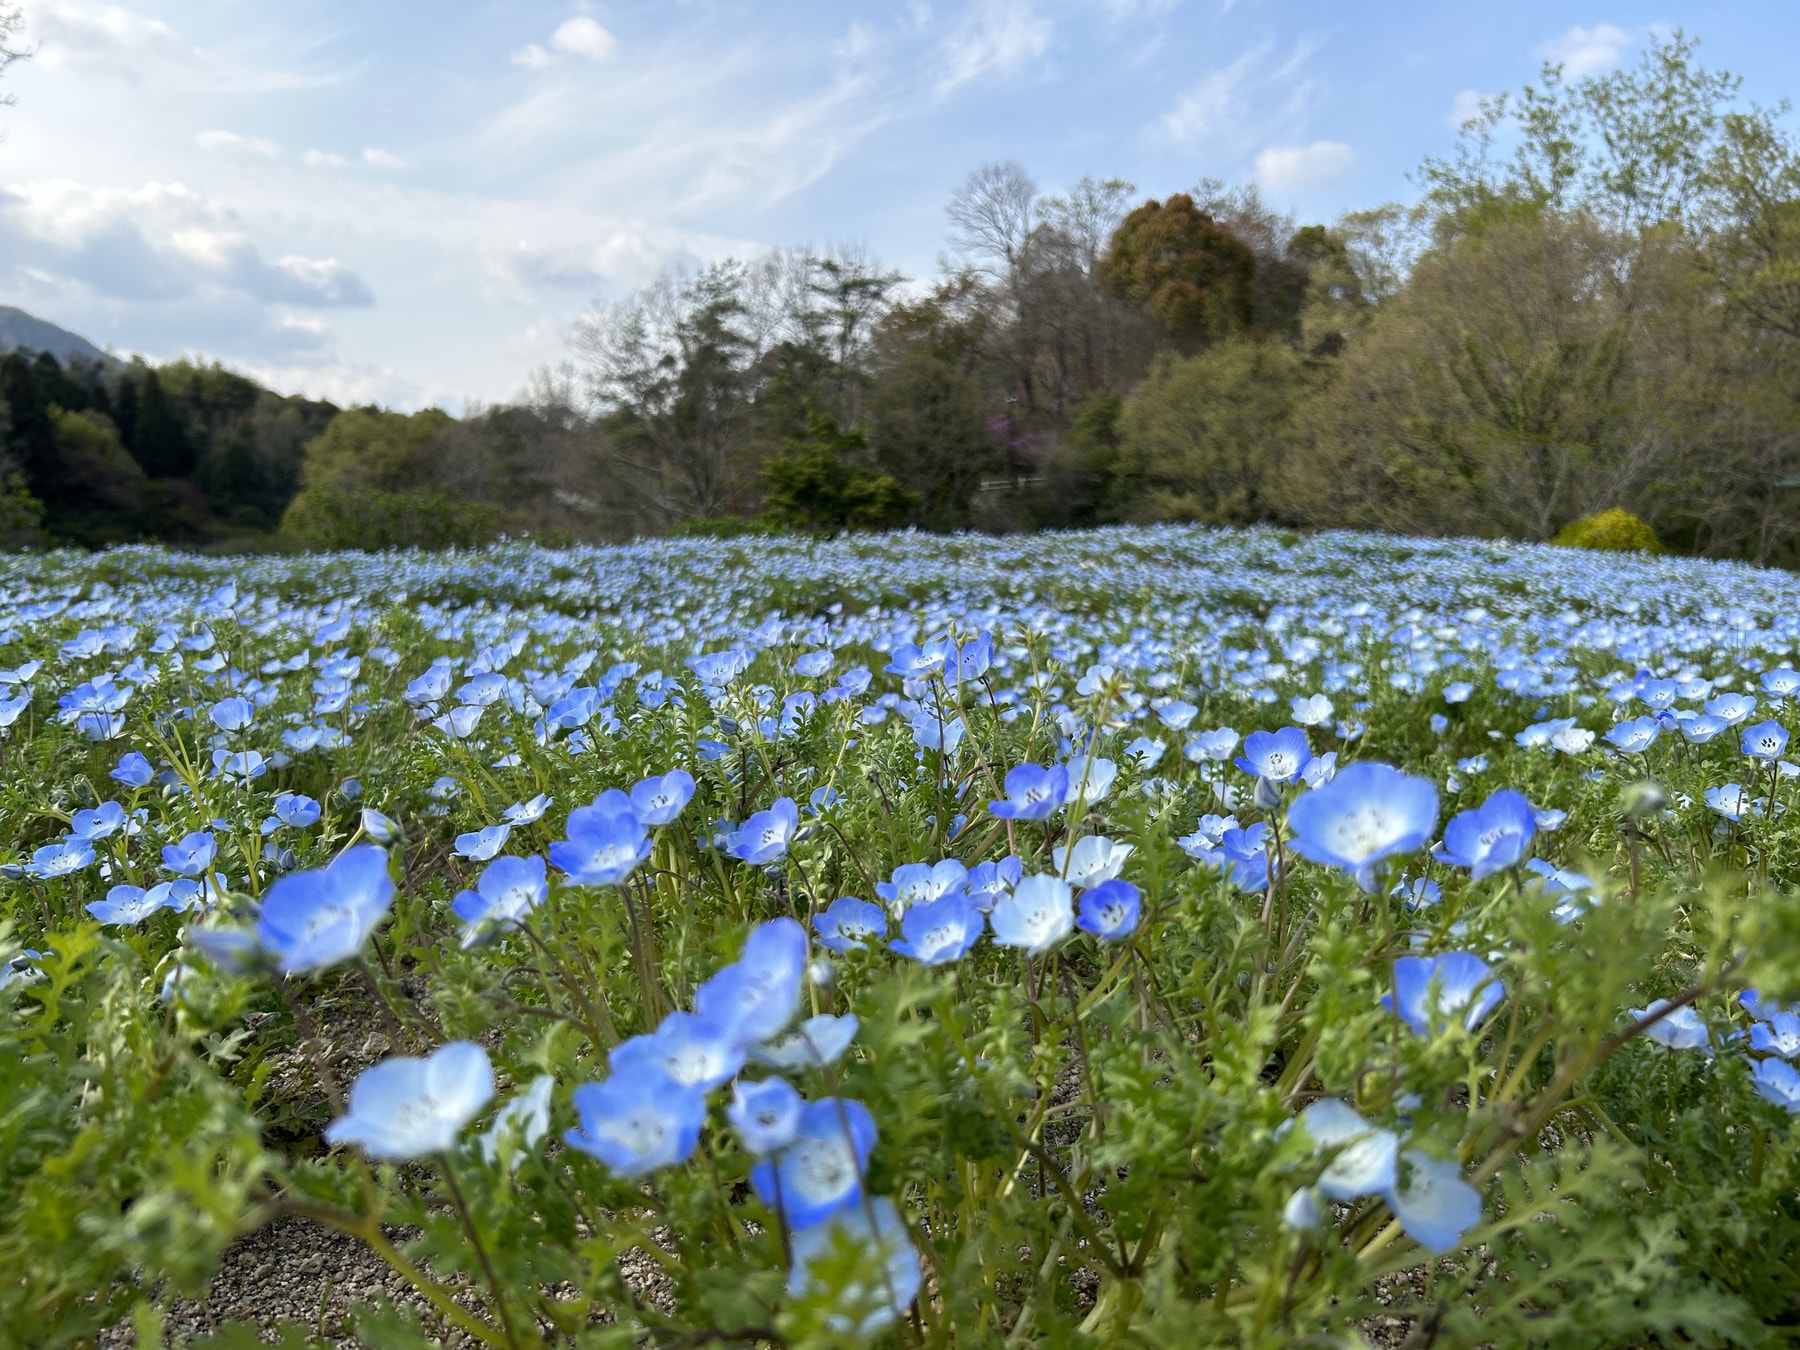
[946,162,1039,287]
[1,3,29,115]
[760,410,915,532]
[125,368,196,478]
[1097,195,1256,342]
[1113,339,1304,525]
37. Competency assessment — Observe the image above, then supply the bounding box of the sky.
[1,1,1796,412]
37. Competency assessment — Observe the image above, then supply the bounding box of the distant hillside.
[0,306,110,367]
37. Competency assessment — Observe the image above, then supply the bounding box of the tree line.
[3,30,1799,561]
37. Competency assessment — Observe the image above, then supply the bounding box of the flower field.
[8,523,1800,1347]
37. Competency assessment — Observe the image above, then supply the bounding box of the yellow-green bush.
[1551,508,1663,554]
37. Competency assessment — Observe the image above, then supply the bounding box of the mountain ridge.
[0,306,112,367]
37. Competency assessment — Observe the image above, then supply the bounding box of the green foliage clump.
[1554,507,1665,553]
[760,411,916,532]
[281,484,505,551]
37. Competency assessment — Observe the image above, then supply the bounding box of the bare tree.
[2,2,31,112]
[946,161,1039,284]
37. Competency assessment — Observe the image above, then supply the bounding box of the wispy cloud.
[1446,88,1489,131]
[196,129,281,158]
[1534,23,1632,77]
[551,16,616,61]
[936,0,1052,96]
[1159,37,1322,161]
[1254,140,1353,194]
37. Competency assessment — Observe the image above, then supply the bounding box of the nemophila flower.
[208,696,255,733]
[503,792,551,825]
[1301,752,1339,789]
[1178,813,1238,857]
[1750,1011,1800,1058]
[1705,784,1763,821]
[1604,717,1660,753]
[324,1041,494,1159]
[1064,755,1117,810]
[360,808,404,844]
[478,1074,554,1169]
[1298,1099,1399,1201]
[1385,953,1504,1034]
[1291,694,1333,727]
[1053,834,1133,888]
[1742,720,1790,761]
[890,891,984,965]
[1386,1149,1483,1253]
[212,748,268,783]
[1680,714,1729,745]
[1123,734,1166,768]
[876,860,968,915]
[751,1097,878,1230]
[814,897,888,952]
[1434,788,1536,881]
[1236,727,1312,783]
[913,710,967,756]
[86,882,185,926]
[989,874,1075,954]
[753,1013,860,1070]
[1742,989,1791,1021]
[1752,1058,1800,1112]
[1762,668,1800,699]
[694,918,807,1048]
[630,770,695,825]
[1214,825,1272,892]
[1444,682,1474,704]
[111,751,154,789]
[565,1067,706,1178]
[0,950,44,991]
[256,844,395,974]
[787,1195,922,1336]
[454,822,512,861]
[261,792,321,836]
[432,704,485,739]
[1630,999,1711,1052]
[552,800,652,886]
[1431,714,1449,737]
[988,762,1068,821]
[162,831,216,877]
[1709,692,1758,724]
[1157,700,1198,731]
[965,856,1022,910]
[69,801,129,840]
[1077,878,1141,940]
[1185,727,1239,762]
[1393,876,1441,909]
[612,1012,746,1091]
[1286,762,1438,889]
[730,1076,803,1155]
[451,854,548,947]
[730,797,800,865]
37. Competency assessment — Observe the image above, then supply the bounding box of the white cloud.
[196,129,282,158]
[302,149,347,168]
[362,147,405,169]
[833,22,876,64]
[1535,23,1631,77]
[1253,140,1354,194]
[550,16,617,60]
[937,0,1052,96]
[1160,38,1321,159]
[512,43,553,69]
[1446,88,1489,130]
[0,179,375,308]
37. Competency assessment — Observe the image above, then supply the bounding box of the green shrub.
[281,486,505,551]
[1552,508,1664,553]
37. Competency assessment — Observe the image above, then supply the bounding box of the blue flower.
[751,1013,860,1070]
[1434,788,1536,881]
[694,918,807,1048]
[612,1011,746,1090]
[1185,727,1239,762]
[256,844,395,974]
[450,854,548,947]
[814,897,888,952]
[565,1067,707,1178]
[1385,1149,1482,1253]
[1604,717,1660,753]
[1298,1099,1398,1201]
[750,1097,878,1230]
[787,1195,922,1335]
[964,856,1022,911]
[27,839,95,879]
[111,751,154,789]
[1077,878,1141,940]
[1392,876,1441,909]
[162,831,217,878]
[730,797,800,865]
[875,860,968,915]
[478,1074,554,1168]
[630,770,696,826]
[890,891,984,965]
[262,792,322,836]
[453,822,512,861]
[1742,720,1790,761]
[1630,999,1710,1053]
[989,874,1074,954]
[360,807,404,844]
[729,1076,803,1155]
[70,801,129,840]
[1709,692,1758,724]
[1235,727,1312,784]
[1385,953,1504,1034]
[86,882,185,926]
[1750,1011,1800,1058]
[1053,835,1133,888]
[1286,762,1438,888]
[911,710,966,756]
[208,696,255,733]
[1751,1058,1800,1112]
[551,800,652,886]
[988,762,1069,821]
[324,1041,494,1159]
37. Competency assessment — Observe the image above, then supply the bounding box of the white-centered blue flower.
[324,1041,495,1159]
[989,874,1074,954]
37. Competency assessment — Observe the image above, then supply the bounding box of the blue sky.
[1,1,1795,410]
